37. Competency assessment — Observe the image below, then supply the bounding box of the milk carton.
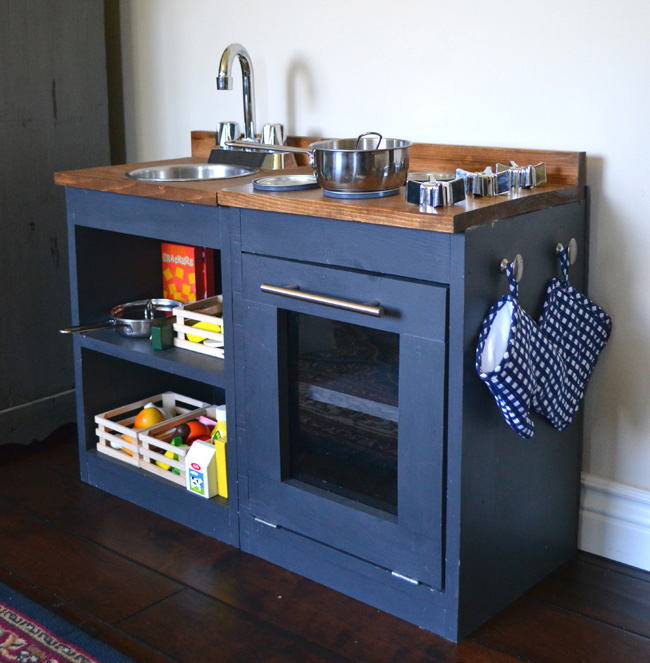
[185,440,218,498]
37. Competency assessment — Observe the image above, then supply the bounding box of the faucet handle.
[216,121,240,147]
[261,123,286,146]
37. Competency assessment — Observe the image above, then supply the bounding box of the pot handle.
[224,140,312,158]
[59,320,120,334]
[355,132,383,149]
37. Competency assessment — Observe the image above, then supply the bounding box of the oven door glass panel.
[285,312,399,515]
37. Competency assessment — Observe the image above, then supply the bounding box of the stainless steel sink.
[125,163,256,182]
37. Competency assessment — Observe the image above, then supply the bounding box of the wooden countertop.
[54,133,586,233]
[54,156,229,207]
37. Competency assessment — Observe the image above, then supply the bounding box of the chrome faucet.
[217,43,257,141]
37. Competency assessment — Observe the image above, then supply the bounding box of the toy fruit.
[185,420,210,443]
[143,402,172,419]
[171,422,191,443]
[186,321,222,343]
[156,449,175,471]
[134,406,167,429]
[123,405,168,453]
[155,437,188,472]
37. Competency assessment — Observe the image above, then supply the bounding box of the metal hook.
[556,238,578,265]
[500,254,524,282]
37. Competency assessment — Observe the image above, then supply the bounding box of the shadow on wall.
[285,57,320,137]
[582,155,650,484]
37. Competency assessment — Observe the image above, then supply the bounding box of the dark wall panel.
[0,1,110,443]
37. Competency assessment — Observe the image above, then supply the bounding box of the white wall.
[119,0,650,510]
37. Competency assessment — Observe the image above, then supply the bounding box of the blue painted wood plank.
[240,209,452,283]
[66,188,222,248]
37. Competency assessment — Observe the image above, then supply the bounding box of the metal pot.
[59,299,182,339]
[226,132,412,193]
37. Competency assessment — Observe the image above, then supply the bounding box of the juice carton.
[185,440,218,498]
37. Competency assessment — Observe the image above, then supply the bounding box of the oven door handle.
[260,283,384,317]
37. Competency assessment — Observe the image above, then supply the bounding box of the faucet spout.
[217,43,256,141]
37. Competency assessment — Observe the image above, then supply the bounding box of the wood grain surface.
[1,428,648,663]
[54,132,586,233]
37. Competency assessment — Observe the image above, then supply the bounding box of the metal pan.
[226,132,412,193]
[59,299,182,339]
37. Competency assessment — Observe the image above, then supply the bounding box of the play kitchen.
[53,41,602,642]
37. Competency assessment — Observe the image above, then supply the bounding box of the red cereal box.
[161,243,214,303]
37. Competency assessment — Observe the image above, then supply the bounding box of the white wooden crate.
[138,406,217,486]
[173,295,224,359]
[94,392,210,466]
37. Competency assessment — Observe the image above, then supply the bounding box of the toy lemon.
[156,449,176,471]
[155,438,188,471]
[186,320,221,343]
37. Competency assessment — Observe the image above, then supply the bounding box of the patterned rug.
[0,583,133,663]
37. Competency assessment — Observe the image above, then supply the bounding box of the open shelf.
[79,331,226,387]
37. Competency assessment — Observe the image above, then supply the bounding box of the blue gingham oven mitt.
[537,245,612,430]
[475,262,569,439]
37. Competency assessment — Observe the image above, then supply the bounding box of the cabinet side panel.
[457,200,587,637]
[220,206,241,545]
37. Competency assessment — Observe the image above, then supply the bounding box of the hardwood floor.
[2,426,650,663]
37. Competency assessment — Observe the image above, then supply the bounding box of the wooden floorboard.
[528,553,650,638]
[1,427,650,662]
[472,595,650,663]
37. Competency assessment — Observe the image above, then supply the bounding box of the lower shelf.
[84,449,237,545]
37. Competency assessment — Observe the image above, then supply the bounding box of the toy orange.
[122,406,167,453]
[134,406,167,429]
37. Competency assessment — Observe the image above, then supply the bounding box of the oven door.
[241,253,447,589]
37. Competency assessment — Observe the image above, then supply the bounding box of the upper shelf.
[54,132,586,234]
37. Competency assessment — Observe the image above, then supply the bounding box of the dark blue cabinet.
[63,188,239,545]
[232,201,588,641]
[62,187,589,642]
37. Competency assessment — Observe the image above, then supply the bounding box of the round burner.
[252,174,319,191]
[322,188,401,200]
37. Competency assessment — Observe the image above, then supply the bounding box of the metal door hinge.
[391,571,420,586]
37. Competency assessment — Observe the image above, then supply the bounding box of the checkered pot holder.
[476,262,569,439]
[537,245,612,429]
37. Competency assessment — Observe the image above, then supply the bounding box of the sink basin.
[125,163,256,182]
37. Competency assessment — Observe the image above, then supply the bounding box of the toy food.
[134,406,167,429]
[122,405,169,453]
[171,422,191,443]
[185,420,210,443]
[156,449,176,471]
[154,438,189,472]
[186,320,222,343]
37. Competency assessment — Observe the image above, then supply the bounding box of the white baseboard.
[579,472,650,572]
[0,389,76,446]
